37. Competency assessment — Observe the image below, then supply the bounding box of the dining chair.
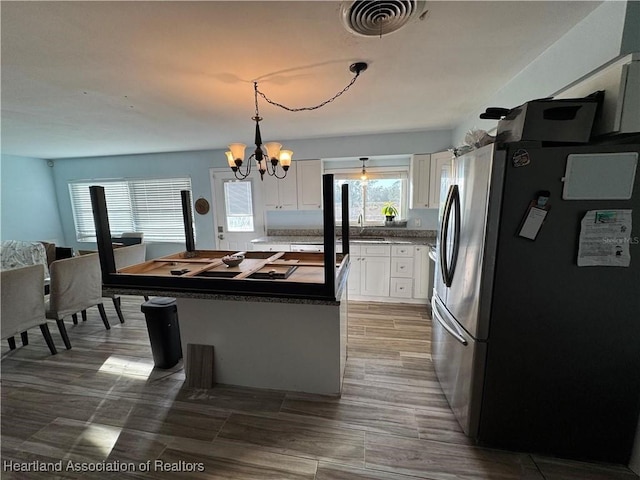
[46,252,111,349]
[1,264,57,355]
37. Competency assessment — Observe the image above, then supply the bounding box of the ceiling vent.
[341,1,427,37]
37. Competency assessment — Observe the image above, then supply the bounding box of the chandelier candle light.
[226,62,368,181]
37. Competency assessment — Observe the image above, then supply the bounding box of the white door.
[210,168,265,252]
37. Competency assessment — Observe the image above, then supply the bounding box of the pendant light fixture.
[226,62,368,181]
[226,82,292,181]
[360,157,368,181]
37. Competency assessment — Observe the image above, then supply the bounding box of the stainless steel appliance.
[432,140,640,464]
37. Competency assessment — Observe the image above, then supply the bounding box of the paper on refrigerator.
[577,210,632,267]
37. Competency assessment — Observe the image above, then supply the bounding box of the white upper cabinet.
[264,162,298,210]
[409,151,453,210]
[296,160,323,210]
[428,150,454,209]
[409,154,431,209]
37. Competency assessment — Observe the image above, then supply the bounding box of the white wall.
[453,0,632,146]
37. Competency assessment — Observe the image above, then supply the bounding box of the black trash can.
[140,297,183,369]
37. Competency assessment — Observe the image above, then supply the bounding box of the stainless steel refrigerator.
[432,140,640,464]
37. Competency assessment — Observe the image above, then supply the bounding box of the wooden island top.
[109,249,350,305]
[93,175,352,304]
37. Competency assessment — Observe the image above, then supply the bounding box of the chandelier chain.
[255,70,363,113]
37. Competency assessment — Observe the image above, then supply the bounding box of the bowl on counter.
[222,255,244,267]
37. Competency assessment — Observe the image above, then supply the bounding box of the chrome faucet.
[357,212,365,234]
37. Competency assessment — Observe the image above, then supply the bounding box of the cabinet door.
[361,256,390,297]
[347,245,361,296]
[264,179,281,210]
[296,160,322,210]
[278,162,298,210]
[264,163,297,210]
[413,246,431,299]
[409,154,431,209]
[348,256,362,297]
[428,151,453,209]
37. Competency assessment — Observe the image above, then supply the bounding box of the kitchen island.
[93,177,352,394]
[107,249,350,394]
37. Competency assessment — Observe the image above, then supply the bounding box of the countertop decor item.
[221,255,244,267]
[382,202,398,225]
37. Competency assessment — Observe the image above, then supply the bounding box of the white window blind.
[223,180,254,232]
[69,177,193,242]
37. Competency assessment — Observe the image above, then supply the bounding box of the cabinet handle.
[400,266,405,269]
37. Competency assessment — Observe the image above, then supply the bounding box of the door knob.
[218,233,225,240]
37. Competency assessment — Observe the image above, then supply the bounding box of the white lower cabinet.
[348,245,390,299]
[360,256,391,297]
[347,248,362,297]
[390,245,414,298]
[413,245,431,300]
[348,243,430,304]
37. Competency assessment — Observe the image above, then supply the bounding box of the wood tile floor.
[1,297,638,479]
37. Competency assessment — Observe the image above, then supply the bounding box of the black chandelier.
[226,62,368,181]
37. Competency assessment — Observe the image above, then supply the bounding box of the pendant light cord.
[255,63,366,112]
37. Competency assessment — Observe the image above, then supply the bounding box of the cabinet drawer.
[391,257,414,277]
[390,278,413,298]
[361,245,391,257]
[391,245,414,257]
[253,243,291,252]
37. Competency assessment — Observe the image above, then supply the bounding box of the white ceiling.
[1,1,601,160]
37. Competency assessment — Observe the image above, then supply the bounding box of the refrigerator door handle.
[432,296,468,346]
[440,185,455,286]
[448,185,461,285]
[440,185,460,287]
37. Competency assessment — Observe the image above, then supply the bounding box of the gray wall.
[0,154,65,244]
[50,130,453,257]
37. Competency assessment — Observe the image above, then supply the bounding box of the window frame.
[223,179,256,233]
[68,176,193,243]
[326,166,409,226]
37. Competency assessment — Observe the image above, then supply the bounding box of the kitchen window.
[69,177,193,242]
[328,168,408,225]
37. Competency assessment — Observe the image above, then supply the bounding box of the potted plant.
[381,202,398,226]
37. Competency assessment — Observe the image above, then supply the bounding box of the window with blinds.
[68,177,193,242]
